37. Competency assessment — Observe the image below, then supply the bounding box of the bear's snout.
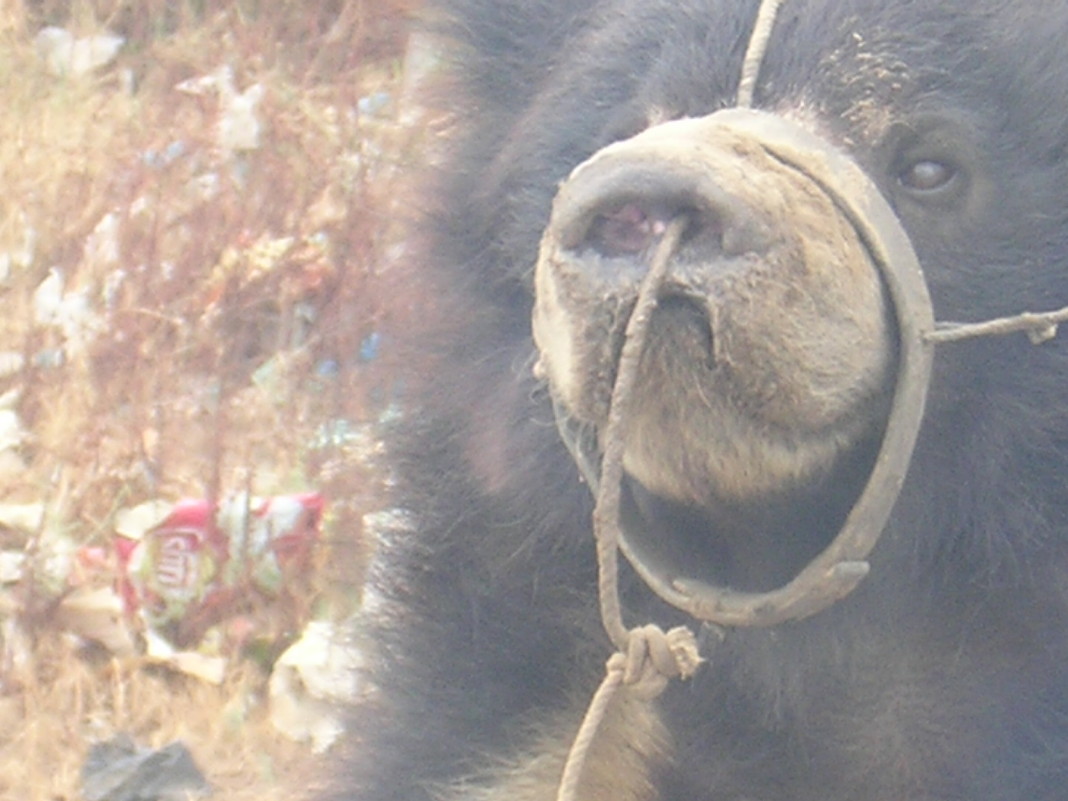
[533,111,897,511]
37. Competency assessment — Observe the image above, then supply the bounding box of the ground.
[0,2,420,798]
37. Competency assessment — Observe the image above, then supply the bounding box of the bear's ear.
[429,0,600,112]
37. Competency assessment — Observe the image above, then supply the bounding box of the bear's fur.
[339,2,1068,800]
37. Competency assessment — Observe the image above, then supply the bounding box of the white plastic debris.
[1,617,32,674]
[0,551,24,583]
[269,620,362,752]
[176,66,265,155]
[217,82,264,153]
[0,210,38,283]
[0,408,27,453]
[34,27,124,78]
[32,267,103,358]
[33,529,78,597]
[55,586,138,657]
[143,629,227,684]
[81,212,121,273]
[114,500,173,541]
[0,352,25,379]
[32,267,64,326]
[0,400,27,481]
[0,502,43,533]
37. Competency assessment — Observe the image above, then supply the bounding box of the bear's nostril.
[586,201,670,257]
[583,200,720,259]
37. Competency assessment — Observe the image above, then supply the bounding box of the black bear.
[340,1,1068,800]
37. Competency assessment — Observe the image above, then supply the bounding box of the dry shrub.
[0,1,424,798]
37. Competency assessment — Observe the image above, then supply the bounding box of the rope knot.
[556,625,703,801]
[609,624,704,700]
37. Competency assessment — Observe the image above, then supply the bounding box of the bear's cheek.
[533,114,897,505]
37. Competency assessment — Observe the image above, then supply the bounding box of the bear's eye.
[898,159,957,193]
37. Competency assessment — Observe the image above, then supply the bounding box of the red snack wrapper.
[115,493,323,645]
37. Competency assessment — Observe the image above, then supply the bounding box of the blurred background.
[0,1,428,797]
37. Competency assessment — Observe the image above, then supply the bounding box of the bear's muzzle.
[534,109,935,621]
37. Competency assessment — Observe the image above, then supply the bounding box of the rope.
[556,1,790,789]
[556,219,702,801]
[736,0,787,108]
[927,304,1068,345]
[591,216,688,650]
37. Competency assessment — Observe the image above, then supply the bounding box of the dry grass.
[2,637,334,799]
[0,1,423,797]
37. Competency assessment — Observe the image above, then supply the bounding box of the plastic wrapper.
[114,493,323,647]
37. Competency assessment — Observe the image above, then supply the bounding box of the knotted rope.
[554,625,702,801]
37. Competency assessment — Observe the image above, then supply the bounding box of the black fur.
[340,2,1068,799]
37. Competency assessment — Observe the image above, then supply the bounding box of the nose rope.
[737,0,787,108]
[591,216,689,651]
[556,216,702,801]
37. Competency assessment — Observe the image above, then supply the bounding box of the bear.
[337,2,1068,800]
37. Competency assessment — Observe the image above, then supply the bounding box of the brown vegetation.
[0,1,421,797]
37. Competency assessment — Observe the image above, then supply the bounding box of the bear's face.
[505,2,1068,592]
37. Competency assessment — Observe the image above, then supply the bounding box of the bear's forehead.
[615,0,1060,150]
